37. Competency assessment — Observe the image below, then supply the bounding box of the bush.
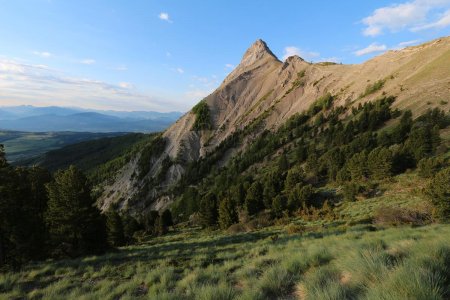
[373,206,431,226]
[285,223,305,235]
[425,167,450,222]
[418,157,445,178]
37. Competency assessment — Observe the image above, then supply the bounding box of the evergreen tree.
[368,147,393,179]
[346,151,369,180]
[0,149,51,268]
[122,215,141,243]
[199,193,218,227]
[160,209,173,228]
[284,166,305,191]
[144,210,159,234]
[288,184,314,211]
[244,181,264,215]
[272,195,287,217]
[392,110,412,143]
[418,157,444,178]
[278,153,289,173]
[45,166,107,257]
[106,210,125,247]
[218,198,238,229]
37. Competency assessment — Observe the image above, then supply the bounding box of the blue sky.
[0,0,449,112]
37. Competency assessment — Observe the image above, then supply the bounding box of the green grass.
[1,223,449,299]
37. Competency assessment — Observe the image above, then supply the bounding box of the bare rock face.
[99,37,450,213]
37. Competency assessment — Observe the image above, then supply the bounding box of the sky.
[0,0,449,112]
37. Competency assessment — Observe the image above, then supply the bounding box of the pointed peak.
[240,39,279,67]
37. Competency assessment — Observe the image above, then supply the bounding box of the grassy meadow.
[2,171,450,299]
[1,224,449,299]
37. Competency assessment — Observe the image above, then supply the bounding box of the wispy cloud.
[413,8,450,30]
[159,12,172,23]
[114,65,128,71]
[118,82,133,89]
[32,51,52,58]
[0,59,178,111]
[80,59,96,65]
[176,68,184,74]
[362,0,450,36]
[282,46,320,61]
[391,39,421,50]
[354,43,387,56]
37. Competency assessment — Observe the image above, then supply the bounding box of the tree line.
[0,148,173,270]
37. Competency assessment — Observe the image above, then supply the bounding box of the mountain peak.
[240,39,279,67]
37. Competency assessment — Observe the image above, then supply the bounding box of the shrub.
[360,79,385,98]
[418,157,445,178]
[425,167,450,222]
[373,206,431,226]
[285,223,305,235]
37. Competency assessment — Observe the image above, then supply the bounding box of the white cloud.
[362,0,450,36]
[114,65,128,71]
[33,51,52,58]
[391,39,421,49]
[354,43,387,56]
[176,68,184,74]
[159,12,172,23]
[282,46,320,61]
[0,59,179,112]
[80,59,96,65]
[318,57,341,63]
[118,82,133,89]
[413,8,450,30]
[225,63,235,69]
[184,88,212,101]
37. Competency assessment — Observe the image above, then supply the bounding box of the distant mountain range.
[0,105,183,132]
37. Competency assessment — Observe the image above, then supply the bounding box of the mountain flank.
[87,37,449,212]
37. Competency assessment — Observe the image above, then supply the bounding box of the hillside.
[98,37,450,213]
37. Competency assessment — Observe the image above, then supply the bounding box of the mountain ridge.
[98,36,450,213]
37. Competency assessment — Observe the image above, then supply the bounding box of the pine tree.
[368,147,393,179]
[160,209,173,228]
[244,181,264,215]
[199,193,218,227]
[346,151,368,180]
[284,166,305,191]
[45,166,107,257]
[218,198,238,229]
[272,195,287,217]
[106,210,125,247]
[0,150,50,268]
[122,215,141,243]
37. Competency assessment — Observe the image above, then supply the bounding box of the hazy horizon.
[1,0,449,112]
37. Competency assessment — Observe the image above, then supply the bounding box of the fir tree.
[199,193,218,227]
[106,210,125,247]
[244,181,264,215]
[218,198,238,229]
[45,166,107,257]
